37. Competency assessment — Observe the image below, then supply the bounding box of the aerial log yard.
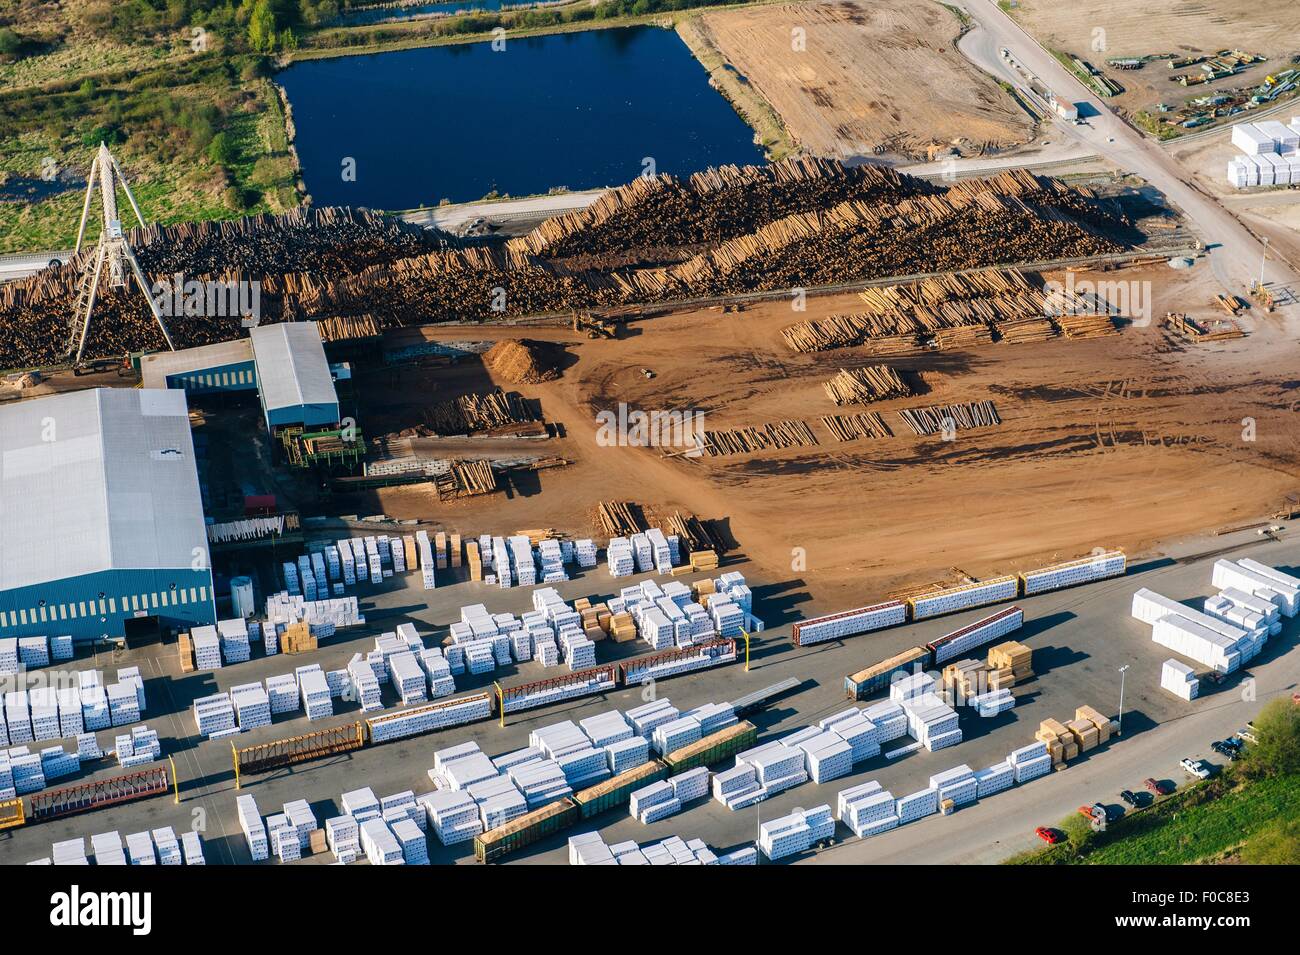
[0,0,1296,912]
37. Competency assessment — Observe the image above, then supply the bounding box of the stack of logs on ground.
[1164,312,1244,343]
[824,365,915,405]
[701,420,820,456]
[418,389,541,437]
[436,460,498,500]
[782,267,1115,354]
[821,412,894,441]
[897,401,1002,436]
[0,159,1134,369]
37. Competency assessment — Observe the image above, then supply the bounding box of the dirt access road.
[681,0,1033,162]
[956,0,1299,310]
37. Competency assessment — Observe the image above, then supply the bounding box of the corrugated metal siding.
[251,323,338,417]
[0,567,216,642]
[266,402,342,429]
[140,339,255,390]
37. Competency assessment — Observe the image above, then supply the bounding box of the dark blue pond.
[277,26,765,209]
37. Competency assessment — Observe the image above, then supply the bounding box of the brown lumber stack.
[897,400,1002,436]
[421,389,540,436]
[823,366,914,406]
[821,412,893,442]
[931,324,994,350]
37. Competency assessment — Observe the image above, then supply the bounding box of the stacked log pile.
[824,366,914,406]
[421,389,540,436]
[701,420,819,456]
[436,460,498,500]
[994,317,1058,344]
[506,157,923,258]
[1054,314,1120,338]
[0,164,1132,369]
[821,412,894,442]
[897,401,1002,436]
[596,501,649,538]
[316,314,384,342]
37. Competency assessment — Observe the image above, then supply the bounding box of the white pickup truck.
[1180,757,1212,780]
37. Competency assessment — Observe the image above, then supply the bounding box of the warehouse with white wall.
[0,388,216,643]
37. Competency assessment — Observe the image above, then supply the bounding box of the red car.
[1035,826,1063,844]
[1144,777,1174,796]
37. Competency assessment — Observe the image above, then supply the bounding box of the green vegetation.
[1008,698,1300,865]
[938,4,972,29]
[1133,110,1184,141]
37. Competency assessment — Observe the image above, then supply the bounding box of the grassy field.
[1009,770,1300,865]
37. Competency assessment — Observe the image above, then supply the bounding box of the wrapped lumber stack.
[987,640,1033,684]
[824,365,914,406]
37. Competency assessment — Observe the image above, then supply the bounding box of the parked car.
[1119,789,1139,808]
[1181,757,1212,779]
[1211,739,1241,759]
[1144,777,1174,796]
[1035,826,1063,844]
[1239,727,1259,745]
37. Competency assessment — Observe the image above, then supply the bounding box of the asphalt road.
[955,0,1299,311]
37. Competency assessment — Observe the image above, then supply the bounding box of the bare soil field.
[354,262,1300,614]
[680,0,1033,161]
[1007,0,1299,123]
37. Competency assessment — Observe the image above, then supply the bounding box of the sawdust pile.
[483,339,564,384]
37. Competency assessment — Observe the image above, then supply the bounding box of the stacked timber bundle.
[931,324,994,350]
[421,389,541,436]
[666,510,727,555]
[1053,314,1119,338]
[0,167,1130,369]
[993,317,1058,344]
[821,412,893,442]
[896,401,1002,436]
[436,460,498,500]
[823,366,914,406]
[596,501,648,538]
[1163,312,1245,342]
[701,420,819,456]
[316,314,385,342]
[506,157,923,258]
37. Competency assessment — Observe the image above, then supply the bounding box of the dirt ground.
[681,0,1033,161]
[356,260,1300,614]
[1006,0,1299,121]
[1166,129,1300,269]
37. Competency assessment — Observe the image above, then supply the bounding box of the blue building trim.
[264,402,341,430]
[0,567,217,643]
[165,360,258,396]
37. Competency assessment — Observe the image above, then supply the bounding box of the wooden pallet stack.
[897,400,1001,436]
[820,412,894,442]
[823,366,914,406]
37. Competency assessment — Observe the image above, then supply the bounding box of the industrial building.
[140,321,341,431]
[0,387,216,643]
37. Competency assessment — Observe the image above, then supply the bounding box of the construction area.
[677,1,1035,161]
[1004,0,1299,132]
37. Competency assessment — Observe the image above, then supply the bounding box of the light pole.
[1117,664,1130,736]
[1260,237,1269,290]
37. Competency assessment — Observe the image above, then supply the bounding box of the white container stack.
[974,761,1014,797]
[387,651,428,706]
[366,694,494,743]
[911,576,1018,621]
[298,667,333,720]
[359,819,404,865]
[237,794,269,860]
[230,683,272,731]
[1132,587,1255,673]
[191,627,222,670]
[17,636,49,668]
[1160,658,1199,701]
[1020,551,1126,595]
[930,764,977,807]
[152,827,183,865]
[929,606,1024,665]
[1008,741,1052,783]
[420,790,484,845]
[895,786,939,823]
[1212,559,1300,616]
[91,831,128,866]
[52,837,88,865]
[193,693,237,737]
[790,601,907,645]
[839,782,899,837]
[217,618,251,664]
[759,805,835,860]
[181,831,205,865]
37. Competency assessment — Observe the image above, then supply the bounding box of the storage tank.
[231,576,256,619]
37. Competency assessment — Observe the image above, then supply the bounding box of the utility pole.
[1117,664,1130,735]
